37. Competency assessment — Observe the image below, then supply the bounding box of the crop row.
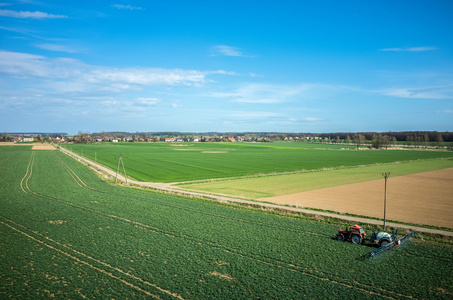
[62,142,453,182]
[1,147,452,298]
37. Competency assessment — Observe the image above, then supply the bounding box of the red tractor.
[336,224,366,244]
[336,224,418,257]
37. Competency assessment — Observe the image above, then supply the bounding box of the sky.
[0,0,452,134]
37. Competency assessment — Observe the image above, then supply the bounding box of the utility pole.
[382,172,390,230]
[115,155,128,185]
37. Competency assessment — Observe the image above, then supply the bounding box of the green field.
[180,158,453,199]
[1,146,452,299]
[62,142,453,183]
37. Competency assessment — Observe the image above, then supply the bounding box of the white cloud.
[380,47,437,52]
[0,25,51,40]
[34,43,78,53]
[213,45,244,57]
[0,9,68,18]
[209,83,354,104]
[227,111,279,118]
[287,117,322,123]
[112,4,142,10]
[0,51,229,92]
[377,86,453,99]
[136,97,159,105]
[249,73,263,78]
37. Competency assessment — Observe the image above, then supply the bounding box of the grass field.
[1,146,452,299]
[62,142,453,183]
[179,158,453,199]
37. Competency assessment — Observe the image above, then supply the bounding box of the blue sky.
[1,0,452,134]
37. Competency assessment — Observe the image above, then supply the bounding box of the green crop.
[1,147,452,299]
[62,142,453,183]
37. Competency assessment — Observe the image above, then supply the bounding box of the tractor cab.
[349,224,366,236]
[336,224,366,244]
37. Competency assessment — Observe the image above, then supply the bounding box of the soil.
[32,143,56,150]
[259,168,453,228]
[0,142,56,150]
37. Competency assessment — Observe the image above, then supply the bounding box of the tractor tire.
[336,234,344,242]
[380,240,390,247]
[351,235,362,244]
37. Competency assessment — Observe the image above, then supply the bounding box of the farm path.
[59,146,453,238]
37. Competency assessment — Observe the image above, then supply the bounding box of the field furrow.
[0,216,179,299]
[2,146,452,299]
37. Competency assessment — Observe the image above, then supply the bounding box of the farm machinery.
[336,224,417,257]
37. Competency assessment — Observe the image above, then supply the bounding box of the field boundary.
[58,146,453,239]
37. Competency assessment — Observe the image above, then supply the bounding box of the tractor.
[336,224,366,244]
[336,224,417,257]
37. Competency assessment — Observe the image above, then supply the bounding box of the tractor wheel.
[380,240,390,247]
[336,234,344,242]
[351,235,362,244]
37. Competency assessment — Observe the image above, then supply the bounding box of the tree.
[392,137,397,147]
[423,133,430,148]
[345,135,351,145]
[437,133,444,148]
[75,131,92,144]
[372,134,390,149]
[353,133,365,150]
[406,135,413,146]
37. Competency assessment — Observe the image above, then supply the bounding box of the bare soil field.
[260,168,453,228]
[0,142,55,150]
[32,143,56,150]
[0,142,30,146]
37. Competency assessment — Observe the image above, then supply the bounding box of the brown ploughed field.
[260,168,453,228]
[32,143,56,150]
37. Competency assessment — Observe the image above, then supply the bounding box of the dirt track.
[260,168,453,228]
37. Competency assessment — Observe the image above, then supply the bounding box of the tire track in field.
[125,218,409,299]
[54,150,329,238]
[53,152,96,191]
[20,151,37,196]
[22,153,410,298]
[22,185,407,299]
[55,146,334,239]
[144,200,331,239]
[0,216,184,300]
